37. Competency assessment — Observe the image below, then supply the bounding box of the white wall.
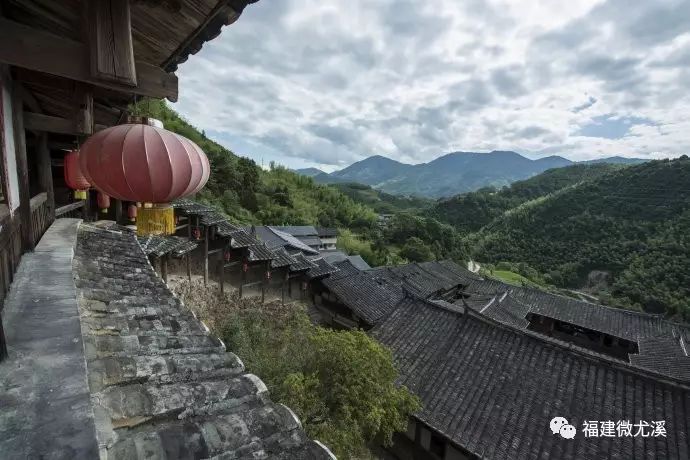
[0,65,20,213]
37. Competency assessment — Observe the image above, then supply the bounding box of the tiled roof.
[305,258,339,280]
[215,220,243,237]
[273,226,318,237]
[199,210,228,226]
[73,224,332,459]
[247,243,274,262]
[296,235,323,247]
[289,253,317,272]
[267,227,319,254]
[372,295,690,460]
[323,271,404,326]
[316,227,338,238]
[270,248,299,269]
[329,260,361,279]
[463,286,690,381]
[229,230,260,248]
[383,263,454,298]
[438,260,484,283]
[137,235,198,257]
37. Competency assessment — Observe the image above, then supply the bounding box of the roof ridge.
[403,291,690,390]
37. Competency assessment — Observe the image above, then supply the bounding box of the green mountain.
[312,152,648,198]
[294,167,325,177]
[331,182,433,214]
[428,163,624,233]
[467,157,690,318]
[135,100,377,229]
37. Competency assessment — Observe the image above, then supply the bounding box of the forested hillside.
[428,163,623,233]
[135,101,466,266]
[135,100,376,230]
[331,182,433,214]
[468,157,690,318]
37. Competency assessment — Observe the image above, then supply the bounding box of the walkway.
[0,218,99,459]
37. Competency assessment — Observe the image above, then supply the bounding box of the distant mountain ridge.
[294,167,326,177]
[304,151,648,198]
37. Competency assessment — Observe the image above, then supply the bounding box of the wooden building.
[0,0,265,357]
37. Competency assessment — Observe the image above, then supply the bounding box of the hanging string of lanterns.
[96,192,110,214]
[64,150,90,200]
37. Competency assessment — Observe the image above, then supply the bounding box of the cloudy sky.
[173,0,690,171]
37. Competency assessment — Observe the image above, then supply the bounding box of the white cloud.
[173,0,690,169]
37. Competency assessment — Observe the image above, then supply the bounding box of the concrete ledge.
[0,218,98,459]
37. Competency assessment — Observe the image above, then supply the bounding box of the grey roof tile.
[372,295,690,460]
[73,225,332,459]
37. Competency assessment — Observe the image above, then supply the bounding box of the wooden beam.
[73,84,94,135]
[24,112,76,135]
[55,201,85,217]
[87,0,137,86]
[24,111,104,135]
[0,17,178,101]
[11,85,34,251]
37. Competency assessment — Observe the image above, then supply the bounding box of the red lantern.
[192,227,201,240]
[243,262,249,273]
[224,250,232,262]
[127,203,138,222]
[97,192,110,213]
[266,271,271,280]
[301,281,308,291]
[64,150,90,199]
[79,124,210,203]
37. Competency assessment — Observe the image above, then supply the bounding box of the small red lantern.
[127,203,138,222]
[224,250,232,262]
[64,150,90,199]
[266,271,272,280]
[243,262,249,273]
[301,281,308,291]
[192,227,202,240]
[97,192,110,214]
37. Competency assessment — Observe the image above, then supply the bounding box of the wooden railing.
[0,193,54,360]
[55,200,85,219]
[30,192,51,247]
[0,204,24,361]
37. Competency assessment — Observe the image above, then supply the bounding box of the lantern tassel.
[137,203,175,236]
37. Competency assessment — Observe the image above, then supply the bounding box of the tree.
[399,237,434,262]
[278,329,420,458]
[175,286,420,460]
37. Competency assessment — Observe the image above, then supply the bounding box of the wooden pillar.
[113,199,122,224]
[261,261,267,304]
[219,258,224,294]
[11,85,33,251]
[203,225,209,285]
[36,133,54,220]
[186,217,192,281]
[239,262,246,299]
[82,190,90,221]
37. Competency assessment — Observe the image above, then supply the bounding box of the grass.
[490,270,541,287]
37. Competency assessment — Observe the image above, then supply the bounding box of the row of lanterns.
[63,120,210,235]
[65,153,138,220]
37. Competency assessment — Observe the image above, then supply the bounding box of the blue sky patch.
[576,114,654,139]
